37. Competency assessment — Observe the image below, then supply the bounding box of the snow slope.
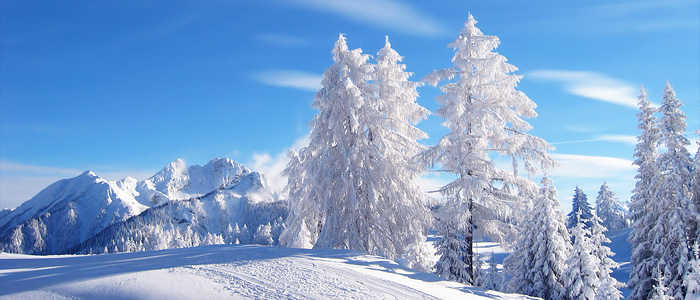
[0,245,537,300]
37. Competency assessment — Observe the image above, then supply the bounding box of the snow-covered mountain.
[0,158,284,255]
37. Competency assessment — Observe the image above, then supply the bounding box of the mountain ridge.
[0,158,282,255]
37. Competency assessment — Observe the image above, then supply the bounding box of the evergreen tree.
[281,35,431,267]
[568,186,593,229]
[564,212,600,300]
[649,83,698,299]
[281,34,374,250]
[684,243,700,299]
[254,223,274,245]
[629,86,662,300]
[354,36,431,263]
[595,183,628,233]
[481,254,502,291]
[589,214,623,300]
[504,177,569,300]
[651,269,674,300]
[422,13,555,284]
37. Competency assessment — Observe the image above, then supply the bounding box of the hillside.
[0,244,537,300]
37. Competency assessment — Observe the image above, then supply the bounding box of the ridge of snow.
[0,158,269,255]
[0,245,538,299]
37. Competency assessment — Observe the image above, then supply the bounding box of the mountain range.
[0,158,287,255]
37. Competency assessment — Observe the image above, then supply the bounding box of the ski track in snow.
[0,244,534,300]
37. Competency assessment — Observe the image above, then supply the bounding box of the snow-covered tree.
[564,212,600,300]
[649,83,698,299]
[281,35,430,266]
[479,254,502,291]
[651,269,674,300]
[504,177,569,300]
[629,86,662,300]
[589,214,623,300]
[568,186,593,229]
[350,36,431,263]
[595,183,627,233]
[281,34,374,250]
[254,223,273,246]
[684,243,700,299]
[433,199,472,284]
[422,13,555,284]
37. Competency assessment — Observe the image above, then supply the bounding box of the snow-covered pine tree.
[684,243,700,299]
[629,86,662,300]
[434,199,472,284]
[422,13,555,284]
[649,83,698,299]
[480,253,502,291]
[568,186,594,229]
[254,223,273,246]
[280,34,374,250]
[589,214,623,300]
[651,269,674,300]
[564,212,600,300]
[352,36,431,264]
[595,183,627,233]
[504,177,569,300]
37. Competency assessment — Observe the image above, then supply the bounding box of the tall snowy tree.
[595,183,627,233]
[281,34,374,251]
[648,83,698,299]
[628,86,662,300]
[504,177,569,300]
[564,212,599,300]
[589,214,623,300]
[354,36,431,264]
[651,269,674,300]
[422,13,556,284]
[568,186,594,229]
[281,35,431,267]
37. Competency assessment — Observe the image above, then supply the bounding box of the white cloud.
[528,70,639,109]
[249,134,310,195]
[549,153,635,179]
[551,134,638,146]
[253,70,322,92]
[286,0,446,36]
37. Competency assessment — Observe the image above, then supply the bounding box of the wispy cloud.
[551,134,637,146]
[285,0,447,36]
[249,134,310,195]
[528,70,639,109]
[253,70,322,92]
[549,153,635,180]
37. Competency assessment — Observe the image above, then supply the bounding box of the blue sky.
[1,0,698,211]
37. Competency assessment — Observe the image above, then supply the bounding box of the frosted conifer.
[564,212,600,300]
[422,13,555,284]
[649,83,698,299]
[589,214,623,300]
[355,36,430,263]
[595,183,627,233]
[568,186,593,229]
[281,34,374,250]
[684,243,700,299]
[504,177,569,300]
[629,87,662,300]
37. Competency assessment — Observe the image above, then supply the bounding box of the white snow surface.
[0,244,536,300]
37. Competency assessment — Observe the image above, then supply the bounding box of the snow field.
[0,244,537,300]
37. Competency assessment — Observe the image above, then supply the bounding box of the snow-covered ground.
[1,244,537,300]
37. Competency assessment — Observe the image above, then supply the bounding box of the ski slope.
[0,244,536,300]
